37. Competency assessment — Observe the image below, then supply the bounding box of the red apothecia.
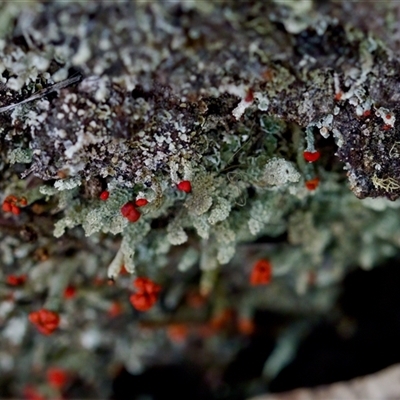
[29,309,60,335]
[130,277,161,312]
[250,259,272,286]
[305,177,320,191]
[177,180,192,193]
[6,274,27,286]
[244,89,254,103]
[108,301,123,317]
[135,198,148,207]
[46,367,68,389]
[2,195,27,215]
[303,151,320,163]
[121,202,141,222]
[99,190,109,200]
[63,285,76,299]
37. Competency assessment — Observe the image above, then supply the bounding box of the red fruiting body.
[5,195,17,203]
[11,205,21,215]
[305,177,320,191]
[303,150,320,163]
[120,202,141,222]
[63,285,76,299]
[46,367,68,389]
[130,277,161,312]
[167,324,189,343]
[108,301,123,317]
[250,259,272,286]
[29,309,60,335]
[237,318,255,335]
[130,292,158,312]
[382,124,392,131]
[135,198,148,207]
[2,201,12,212]
[6,274,27,286]
[245,89,254,102]
[363,110,371,118]
[177,180,192,193]
[334,91,343,101]
[99,190,109,201]
[133,277,161,294]
[23,385,46,400]
[2,195,27,214]
[210,309,233,331]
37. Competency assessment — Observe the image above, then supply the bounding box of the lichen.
[2,1,400,398]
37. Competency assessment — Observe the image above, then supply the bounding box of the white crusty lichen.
[39,185,58,196]
[257,158,301,187]
[208,197,231,225]
[167,221,188,245]
[184,192,213,216]
[192,215,211,239]
[54,214,80,238]
[248,198,276,236]
[217,243,236,264]
[7,147,32,164]
[184,173,215,216]
[54,177,82,191]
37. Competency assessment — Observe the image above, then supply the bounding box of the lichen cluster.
[2,1,400,398]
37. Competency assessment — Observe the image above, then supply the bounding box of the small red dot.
[177,180,192,193]
[46,367,68,389]
[2,201,12,213]
[250,259,272,286]
[121,202,141,222]
[135,198,148,207]
[6,274,27,286]
[303,151,321,163]
[63,285,76,299]
[108,301,123,317]
[334,92,343,101]
[305,177,320,191]
[99,190,109,201]
[245,89,254,103]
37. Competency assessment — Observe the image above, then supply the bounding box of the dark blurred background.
[110,258,400,400]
